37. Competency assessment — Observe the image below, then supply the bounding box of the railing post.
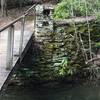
[6,25,14,70]
[1,0,4,17]
[34,8,36,33]
[19,15,25,62]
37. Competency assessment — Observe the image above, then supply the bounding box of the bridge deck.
[0,21,34,90]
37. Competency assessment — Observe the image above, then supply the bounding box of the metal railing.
[0,4,37,70]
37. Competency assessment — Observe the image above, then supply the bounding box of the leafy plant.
[53,0,100,19]
[53,57,75,76]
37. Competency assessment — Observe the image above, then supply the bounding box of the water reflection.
[1,84,100,100]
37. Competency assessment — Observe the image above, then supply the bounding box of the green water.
[0,84,100,100]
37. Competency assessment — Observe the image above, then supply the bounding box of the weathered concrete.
[0,20,34,91]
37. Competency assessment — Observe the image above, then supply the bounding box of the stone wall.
[32,4,67,80]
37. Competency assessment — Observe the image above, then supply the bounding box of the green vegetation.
[53,0,100,19]
[53,57,75,76]
[50,0,100,80]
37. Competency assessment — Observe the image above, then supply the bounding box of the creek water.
[0,83,100,100]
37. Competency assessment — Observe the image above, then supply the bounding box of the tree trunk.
[1,0,7,16]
